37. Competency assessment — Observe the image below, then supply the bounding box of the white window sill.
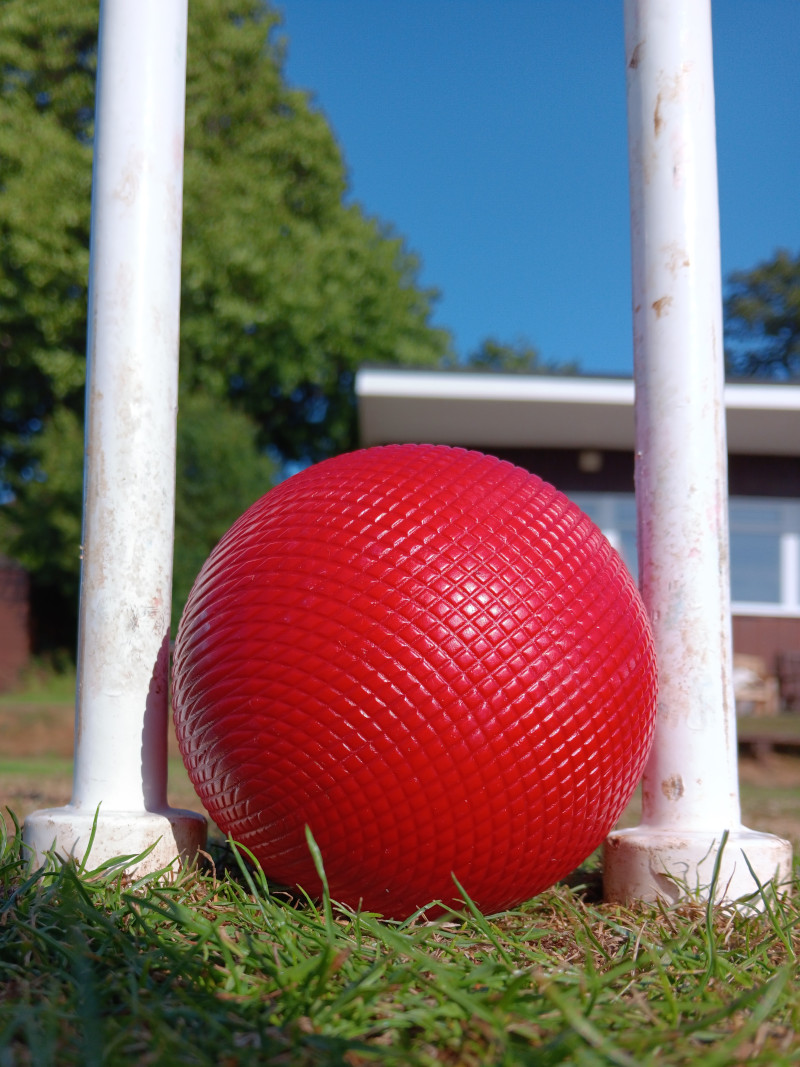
[731,603,800,619]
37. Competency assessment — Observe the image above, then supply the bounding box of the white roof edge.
[356,369,634,405]
[723,382,800,410]
[356,368,800,411]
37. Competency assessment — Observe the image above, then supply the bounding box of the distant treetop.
[724,249,800,381]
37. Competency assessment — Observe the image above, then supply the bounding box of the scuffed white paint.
[603,0,791,906]
[23,0,205,876]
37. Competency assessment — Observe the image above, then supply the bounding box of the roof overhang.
[356,369,800,457]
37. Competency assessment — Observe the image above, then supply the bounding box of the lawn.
[2,675,800,1063]
[1,816,799,1066]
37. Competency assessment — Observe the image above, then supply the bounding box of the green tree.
[0,0,449,651]
[724,249,800,380]
[464,338,579,375]
[172,394,275,628]
[178,0,449,460]
[0,0,448,479]
[0,0,95,485]
[0,394,277,643]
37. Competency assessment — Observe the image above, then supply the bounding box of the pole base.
[603,825,793,910]
[22,805,207,879]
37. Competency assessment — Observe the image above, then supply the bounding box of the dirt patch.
[0,703,76,758]
[0,701,184,758]
[737,752,800,847]
[739,751,800,790]
[1,770,74,830]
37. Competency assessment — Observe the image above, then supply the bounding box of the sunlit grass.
[0,661,77,706]
[1,815,799,1066]
[2,670,800,1060]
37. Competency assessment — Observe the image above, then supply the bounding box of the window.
[569,493,800,617]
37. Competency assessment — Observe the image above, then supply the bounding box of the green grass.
[737,716,800,741]
[0,758,74,777]
[0,663,76,706]
[1,818,799,1066]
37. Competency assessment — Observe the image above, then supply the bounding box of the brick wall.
[0,559,30,691]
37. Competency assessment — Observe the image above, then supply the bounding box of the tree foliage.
[172,395,275,629]
[464,338,579,376]
[0,0,449,650]
[0,0,448,476]
[724,249,800,380]
[178,0,449,460]
[0,408,84,601]
[0,1,95,479]
[0,394,277,638]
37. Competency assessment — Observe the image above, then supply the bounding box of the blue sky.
[274,1,799,377]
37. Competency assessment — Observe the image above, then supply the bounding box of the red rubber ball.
[173,444,657,917]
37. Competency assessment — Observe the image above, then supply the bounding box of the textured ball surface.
[173,444,656,917]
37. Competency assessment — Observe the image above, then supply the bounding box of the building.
[356,369,800,699]
[0,556,30,691]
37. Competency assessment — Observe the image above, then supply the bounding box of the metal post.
[603,0,791,905]
[23,0,206,874]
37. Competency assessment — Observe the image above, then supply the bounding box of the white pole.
[604,0,791,905]
[23,0,206,874]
